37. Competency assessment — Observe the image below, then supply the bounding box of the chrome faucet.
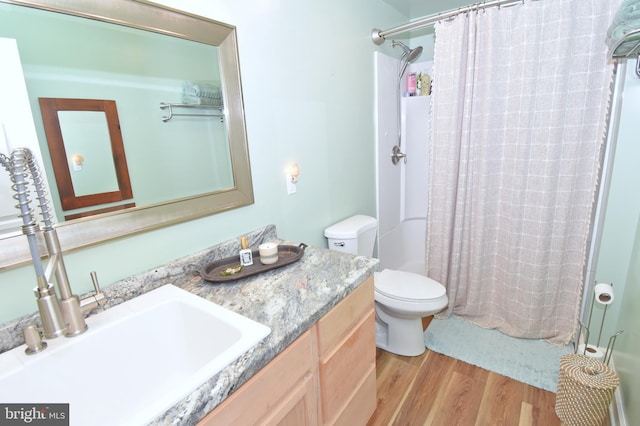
[0,147,105,349]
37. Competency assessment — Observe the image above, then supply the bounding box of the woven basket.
[555,354,619,426]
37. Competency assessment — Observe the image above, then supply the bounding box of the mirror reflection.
[0,1,233,226]
[0,0,254,268]
[58,110,118,197]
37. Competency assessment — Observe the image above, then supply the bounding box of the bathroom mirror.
[0,0,253,269]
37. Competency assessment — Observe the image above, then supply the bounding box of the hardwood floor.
[366,317,563,426]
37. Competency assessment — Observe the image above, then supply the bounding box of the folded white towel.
[182,81,222,100]
[181,95,223,107]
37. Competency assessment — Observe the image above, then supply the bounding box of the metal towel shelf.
[609,29,640,60]
[160,102,224,122]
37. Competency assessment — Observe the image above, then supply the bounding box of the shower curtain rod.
[372,0,537,45]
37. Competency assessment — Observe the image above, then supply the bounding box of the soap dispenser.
[239,236,253,266]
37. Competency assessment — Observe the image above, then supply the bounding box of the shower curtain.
[426,0,620,344]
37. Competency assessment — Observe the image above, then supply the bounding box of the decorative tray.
[200,243,307,283]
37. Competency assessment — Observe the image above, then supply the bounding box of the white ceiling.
[383,0,477,19]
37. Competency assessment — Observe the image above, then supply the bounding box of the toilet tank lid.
[324,215,377,239]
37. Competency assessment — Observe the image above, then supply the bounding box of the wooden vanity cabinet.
[315,277,377,425]
[198,329,318,425]
[197,276,376,426]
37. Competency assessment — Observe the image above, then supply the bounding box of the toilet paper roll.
[578,343,605,361]
[594,283,614,305]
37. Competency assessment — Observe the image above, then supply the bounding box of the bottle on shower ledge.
[419,73,431,96]
[239,236,253,266]
[407,72,417,96]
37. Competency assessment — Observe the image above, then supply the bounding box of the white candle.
[258,242,279,265]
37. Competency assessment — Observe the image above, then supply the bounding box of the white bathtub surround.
[374,52,433,275]
[427,0,621,345]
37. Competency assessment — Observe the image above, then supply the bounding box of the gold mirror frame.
[0,0,253,269]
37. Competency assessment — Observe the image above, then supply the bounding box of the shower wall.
[374,52,432,274]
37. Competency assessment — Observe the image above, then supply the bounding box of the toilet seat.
[374,269,445,302]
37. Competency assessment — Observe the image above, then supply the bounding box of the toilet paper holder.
[576,282,623,366]
[603,330,623,365]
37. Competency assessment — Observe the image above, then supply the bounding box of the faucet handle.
[79,271,106,312]
[90,271,101,293]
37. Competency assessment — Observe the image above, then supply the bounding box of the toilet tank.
[324,215,378,257]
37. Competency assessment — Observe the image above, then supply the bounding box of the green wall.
[595,60,640,425]
[615,216,640,424]
[0,0,407,323]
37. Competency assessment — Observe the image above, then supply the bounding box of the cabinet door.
[330,366,376,426]
[265,372,318,426]
[316,277,376,425]
[198,331,318,426]
[318,310,376,425]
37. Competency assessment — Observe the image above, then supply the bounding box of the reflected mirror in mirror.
[39,97,134,217]
[58,111,118,197]
[0,0,253,269]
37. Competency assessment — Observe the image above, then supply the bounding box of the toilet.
[324,215,448,356]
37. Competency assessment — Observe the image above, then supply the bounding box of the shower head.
[391,40,423,61]
[392,40,423,78]
[408,46,423,61]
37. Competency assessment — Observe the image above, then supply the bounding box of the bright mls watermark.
[0,404,68,425]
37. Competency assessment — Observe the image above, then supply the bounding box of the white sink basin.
[0,284,271,425]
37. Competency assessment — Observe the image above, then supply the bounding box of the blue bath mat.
[424,315,572,392]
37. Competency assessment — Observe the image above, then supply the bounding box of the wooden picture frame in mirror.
[39,98,134,212]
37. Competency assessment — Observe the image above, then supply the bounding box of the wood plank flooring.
[366,317,563,426]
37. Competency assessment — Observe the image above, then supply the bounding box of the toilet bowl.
[374,269,448,356]
[324,215,448,357]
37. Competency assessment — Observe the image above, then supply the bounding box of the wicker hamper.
[555,354,619,426]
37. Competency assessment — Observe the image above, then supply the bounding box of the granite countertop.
[0,225,379,426]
